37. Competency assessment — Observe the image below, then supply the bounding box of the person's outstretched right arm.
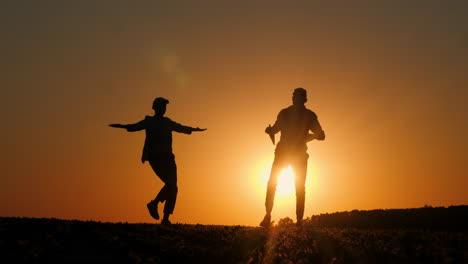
[109,119,146,132]
[171,120,207,134]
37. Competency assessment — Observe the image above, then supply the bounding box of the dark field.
[1,207,467,264]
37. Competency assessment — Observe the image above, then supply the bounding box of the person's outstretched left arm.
[172,121,207,134]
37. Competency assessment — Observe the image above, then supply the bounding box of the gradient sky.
[1,1,467,226]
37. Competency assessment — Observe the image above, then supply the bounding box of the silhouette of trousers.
[265,152,308,220]
[148,153,178,215]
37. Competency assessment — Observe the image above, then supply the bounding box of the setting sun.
[254,161,314,205]
[276,166,295,196]
[250,156,323,221]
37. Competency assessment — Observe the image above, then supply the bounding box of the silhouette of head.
[292,88,307,107]
[152,97,169,116]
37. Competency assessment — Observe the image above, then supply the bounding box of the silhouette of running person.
[260,88,325,227]
[109,97,206,225]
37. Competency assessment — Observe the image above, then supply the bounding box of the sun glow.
[252,161,299,205]
[276,166,296,196]
[251,157,319,212]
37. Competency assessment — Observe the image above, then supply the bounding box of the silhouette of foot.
[260,214,272,228]
[161,219,172,226]
[146,201,159,220]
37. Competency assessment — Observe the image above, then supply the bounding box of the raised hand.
[192,127,207,132]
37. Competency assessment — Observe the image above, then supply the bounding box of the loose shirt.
[126,116,193,162]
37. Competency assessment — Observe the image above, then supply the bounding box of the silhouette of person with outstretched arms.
[110,97,206,225]
[260,88,325,227]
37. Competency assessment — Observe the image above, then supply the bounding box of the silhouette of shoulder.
[278,106,318,120]
[306,108,318,120]
[277,106,291,119]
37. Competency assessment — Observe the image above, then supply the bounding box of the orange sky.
[1,1,467,226]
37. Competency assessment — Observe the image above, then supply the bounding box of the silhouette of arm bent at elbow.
[307,115,325,141]
[306,131,325,142]
[265,110,284,135]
